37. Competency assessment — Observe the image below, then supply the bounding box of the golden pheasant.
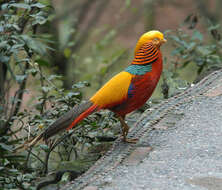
[41,30,166,143]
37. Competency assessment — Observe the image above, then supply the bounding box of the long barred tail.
[43,101,98,140]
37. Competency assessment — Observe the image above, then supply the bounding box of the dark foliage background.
[0,0,222,189]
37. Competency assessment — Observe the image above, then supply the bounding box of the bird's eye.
[153,38,159,41]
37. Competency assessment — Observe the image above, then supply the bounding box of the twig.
[29,149,45,166]
[43,129,78,174]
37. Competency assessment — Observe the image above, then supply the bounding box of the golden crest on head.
[134,30,167,55]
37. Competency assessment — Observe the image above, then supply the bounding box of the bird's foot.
[123,138,138,144]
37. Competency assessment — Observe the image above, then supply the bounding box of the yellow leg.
[117,115,138,143]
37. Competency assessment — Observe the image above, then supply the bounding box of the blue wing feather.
[128,83,134,98]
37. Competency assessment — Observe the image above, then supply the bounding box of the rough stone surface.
[124,147,152,166]
[83,186,98,190]
[204,81,222,97]
[94,95,222,190]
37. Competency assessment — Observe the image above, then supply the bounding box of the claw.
[123,138,138,144]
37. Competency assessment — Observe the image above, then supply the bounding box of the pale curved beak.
[162,38,167,43]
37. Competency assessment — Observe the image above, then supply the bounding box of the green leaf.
[0,25,4,32]
[0,55,10,63]
[208,24,220,31]
[42,86,51,93]
[27,68,38,76]
[72,81,90,89]
[0,143,13,152]
[11,44,25,51]
[61,172,71,182]
[1,3,9,10]
[31,12,47,25]
[15,75,27,84]
[35,59,50,67]
[192,30,203,41]
[39,144,50,152]
[184,13,193,23]
[48,74,62,80]
[14,58,30,64]
[187,42,196,50]
[0,41,9,49]
[10,3,31,10]
[3,159,10,166]
[197,46,211,55]
[20,35,47,55]
[8,169,19,174]
[31,3,46,8]
[181,60,191,68]
[66,92,80,98]
[12,24,20,31]
[64,48,71,58]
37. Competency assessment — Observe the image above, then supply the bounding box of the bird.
[34,30,166,145]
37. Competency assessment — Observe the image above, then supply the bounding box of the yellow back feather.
[90,71,133,107]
